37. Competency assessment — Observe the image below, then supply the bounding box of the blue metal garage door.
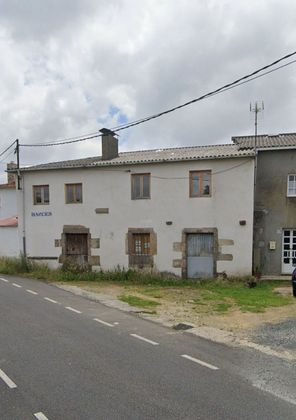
[187,233,214,278]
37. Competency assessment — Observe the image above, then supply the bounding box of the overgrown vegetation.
[0,256,208,285]
[0,256,293,314]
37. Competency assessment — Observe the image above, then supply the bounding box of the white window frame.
[287,174,296,197]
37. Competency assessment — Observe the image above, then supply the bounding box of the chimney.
[7,162,17,184]
[100,128,118,160]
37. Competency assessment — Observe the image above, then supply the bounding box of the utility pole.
[250,101,264,275]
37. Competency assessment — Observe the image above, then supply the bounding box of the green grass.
[195,281,292,313]
[118,294,160,308]
[212,302,232,313]
[0,256,293,314]
[135,288,164,299]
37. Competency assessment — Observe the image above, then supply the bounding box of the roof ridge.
[232,132,296,140]
[119,143,236,155]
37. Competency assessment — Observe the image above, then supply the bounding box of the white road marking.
[0,277,8,282]
[93,318,114,327]
[34,412,49,420]
[130,334,159,346]
[44,297,57,304]
[113,322,119,325]
[65,306,82,314]
[12,283,22,288]
[181,354,219,370]
[0,368,17,389]
[26,289,38,295]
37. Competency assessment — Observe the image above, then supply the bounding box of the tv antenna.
[250,101,264,148]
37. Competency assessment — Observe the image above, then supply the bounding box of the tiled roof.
[232,133,296,149]
[0,182,16,189]
[0,216,18,227]
[19,144,254,172]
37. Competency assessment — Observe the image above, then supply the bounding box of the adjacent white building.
[15,131,255,278]
[0,164,18,257]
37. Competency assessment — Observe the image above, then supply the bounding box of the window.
[131,174,150,199]
[127,228,156,268]
[33,185,49,205]
[65,183,82,203]
[287,175,296,197]
[190,170,211,197]
[133,233,151,256]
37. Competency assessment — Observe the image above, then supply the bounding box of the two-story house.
[15,130,255,278]
[232,133,296,276]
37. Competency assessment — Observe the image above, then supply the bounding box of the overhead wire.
[20,133,101,147]
[112,52,296,132]
[0,148,17,165]
[1,50,296,153]
[0,140,17,158]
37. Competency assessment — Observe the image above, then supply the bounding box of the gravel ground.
[251,318,296,352]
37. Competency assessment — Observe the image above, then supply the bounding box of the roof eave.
[18,153,254,172]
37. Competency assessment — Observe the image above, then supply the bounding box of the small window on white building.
[65,183,82,203]
[190,170,211,197]
[131,174,150,199]
[287,175,296,197]
[33,185,49,205]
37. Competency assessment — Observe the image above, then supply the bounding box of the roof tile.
[232,133,296,149]
[19,144,254,172]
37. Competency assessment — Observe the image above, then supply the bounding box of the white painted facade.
[17,156,254,277]
[0,187,17,219]
[0,185,18,257]
[0,226,19,257]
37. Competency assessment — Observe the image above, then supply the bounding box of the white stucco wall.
[0,227,19,257]
[18,157,254,276]
[0,187,17,218]
[0,187,18,258]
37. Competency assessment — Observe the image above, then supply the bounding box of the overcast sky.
[0,0,296,182]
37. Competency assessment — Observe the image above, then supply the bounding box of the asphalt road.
[0,275,295,420]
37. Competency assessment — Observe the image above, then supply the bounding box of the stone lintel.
[173,259,183,268]
[91,238,100,248]
[95,208,109,214]
[218,239,234,246]
[217,253,233,261]
[173,242,182,252]
[89,255,100,266]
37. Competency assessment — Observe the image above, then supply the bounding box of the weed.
[118,295,161,308]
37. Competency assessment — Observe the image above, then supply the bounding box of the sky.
[0,0,296,182]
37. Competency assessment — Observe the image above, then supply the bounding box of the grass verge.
[0,256,294,314]
[118,294,160,309]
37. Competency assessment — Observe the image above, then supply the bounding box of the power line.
[0,148,16,164]
[20,133,101,147]
[0,140,17,158]
[1,51,296,153]
[112,51,296,132]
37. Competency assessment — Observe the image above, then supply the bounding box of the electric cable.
[1,51,296,152]
[112,53,296,132]
[0,140,17,158]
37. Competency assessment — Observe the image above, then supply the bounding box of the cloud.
[0,0,296,178]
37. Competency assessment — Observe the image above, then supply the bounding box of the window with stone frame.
[33,185,50,205]
[127,229,156,268]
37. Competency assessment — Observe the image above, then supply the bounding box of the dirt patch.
[59,282,296,339]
